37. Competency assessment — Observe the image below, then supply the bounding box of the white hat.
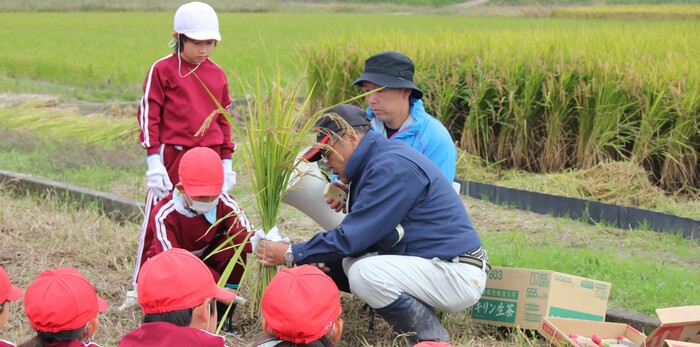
[174,2,221,42]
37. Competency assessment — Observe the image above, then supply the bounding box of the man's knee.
[347,259,391,302]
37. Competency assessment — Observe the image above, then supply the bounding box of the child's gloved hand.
[221,159,236,193]
[146,154,173,199]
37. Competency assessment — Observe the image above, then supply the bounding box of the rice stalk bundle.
[195,69,367,316]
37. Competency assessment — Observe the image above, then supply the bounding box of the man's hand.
[326,181,348,213]
[146,154,173,199]
[254,240,289,267]
[308,263,330,273]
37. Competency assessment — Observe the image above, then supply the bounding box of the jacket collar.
[365,98,427,139]
[344,131,385,183]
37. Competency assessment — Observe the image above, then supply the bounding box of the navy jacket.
[292,131,481,263]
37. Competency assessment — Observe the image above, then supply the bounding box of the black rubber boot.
[216,302,236,334]
[374,293,450,345]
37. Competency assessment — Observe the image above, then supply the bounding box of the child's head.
[262,265,343,345]
[23,268,107,343]
[172,2,221,64]
[137,248,237,332]
[0,265,23,330]
[176,147,224,213]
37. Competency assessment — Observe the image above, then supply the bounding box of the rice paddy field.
[0,5,699,347]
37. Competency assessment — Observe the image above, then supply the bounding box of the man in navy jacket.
[256,104,489,344]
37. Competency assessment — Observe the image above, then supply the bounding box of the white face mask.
[188,197,219,213]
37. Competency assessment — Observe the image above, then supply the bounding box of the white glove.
[250,228,266,252]
[251,225,289,251]
[221,159,237,193]
[146,155,173,199]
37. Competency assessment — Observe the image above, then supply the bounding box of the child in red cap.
[134,147,251,331]
[19,268,107,347]
[118,248,239,347]
[252,265,343,347]
[129,0,238,308]
[0,265,23,347]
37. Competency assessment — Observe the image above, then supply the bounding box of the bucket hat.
[353,51,423,99]
[174,1,221,41]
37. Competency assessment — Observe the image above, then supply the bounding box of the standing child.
[0,265,23,347]
[127,1,237,308]
[19,268,107,347]
[141,147,251,332]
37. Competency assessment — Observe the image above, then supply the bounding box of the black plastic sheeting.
[457,180,699,240]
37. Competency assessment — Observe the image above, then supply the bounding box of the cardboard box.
[665,341,700,347]
[646,307,700,347]
[539,306,700,347]
[470,266,611,330]
[539,317,646,347]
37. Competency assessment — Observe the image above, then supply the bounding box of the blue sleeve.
[291,154,428,264]
[422,123,457,182]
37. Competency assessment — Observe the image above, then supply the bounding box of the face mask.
[188,197,219,214]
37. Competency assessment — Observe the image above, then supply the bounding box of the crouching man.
[256,104,490,344]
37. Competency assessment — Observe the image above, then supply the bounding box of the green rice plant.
[460,64,501,161]
[552,4,700,20]
[506,62,548,171]
[233,72,318,315]
[421,55,467,133]
[661,78,700,192]
[574,76,637,169]
[629,81,672,169]
[539,65,581,172]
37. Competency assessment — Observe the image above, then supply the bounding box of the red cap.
[24,268,108,333]
[414,342,454,347]
[0,265,23,303]
[178,147,224,197]
[137,248,237,314]
[262,265,342,344]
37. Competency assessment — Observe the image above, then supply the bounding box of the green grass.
[0,126,144,199]
[483,229,699,315]
[1,13,697,104]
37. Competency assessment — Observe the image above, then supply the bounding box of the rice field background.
[0,4,699,347]
[0,10,698,204]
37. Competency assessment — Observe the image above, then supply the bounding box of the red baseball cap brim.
[213,287,237,302]
[0,266,23,302]
[95,296,108,313]
[182,184,222,197]
[301,135,330,163]
[5,284,23,302]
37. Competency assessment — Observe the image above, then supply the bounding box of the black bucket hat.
[302,104,371,162]
[352,51,423,99]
